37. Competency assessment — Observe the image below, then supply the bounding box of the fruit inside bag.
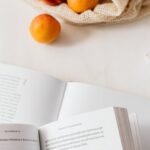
[42,0,65,6]
[25,0,150,24]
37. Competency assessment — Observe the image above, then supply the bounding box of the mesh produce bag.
[25,0,150,24]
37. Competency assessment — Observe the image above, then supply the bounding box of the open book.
[0,64,144,149]
[0,107,141,150]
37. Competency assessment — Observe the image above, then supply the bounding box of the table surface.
[1,0,150,98]
[0,0,150,149]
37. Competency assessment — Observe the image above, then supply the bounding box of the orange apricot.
[67,0,99,13]
[30,14,61,44]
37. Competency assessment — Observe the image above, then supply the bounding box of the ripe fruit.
[42,0,64,6]
[30,14,61,44]
[67,0,99,13]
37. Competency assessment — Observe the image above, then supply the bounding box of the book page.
[59,82,150,150]
[129,114,142,150]
[0,64,66,126]
[39,108,123,150]
[0,124,40,150]
[60,82,148,118]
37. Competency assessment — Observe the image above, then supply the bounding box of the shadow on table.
[50,16,150,47]
[54,22,92,47]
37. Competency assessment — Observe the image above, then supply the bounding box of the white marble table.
[0,0,150,98]
[0,1,150,149]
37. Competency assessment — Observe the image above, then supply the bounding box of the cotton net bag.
[25,0,150,24]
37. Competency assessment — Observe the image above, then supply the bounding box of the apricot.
[30,14,61,44]
[67,0,99,13]
[42,0,64,6]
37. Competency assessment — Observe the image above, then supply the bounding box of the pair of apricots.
[30,0,99,44]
